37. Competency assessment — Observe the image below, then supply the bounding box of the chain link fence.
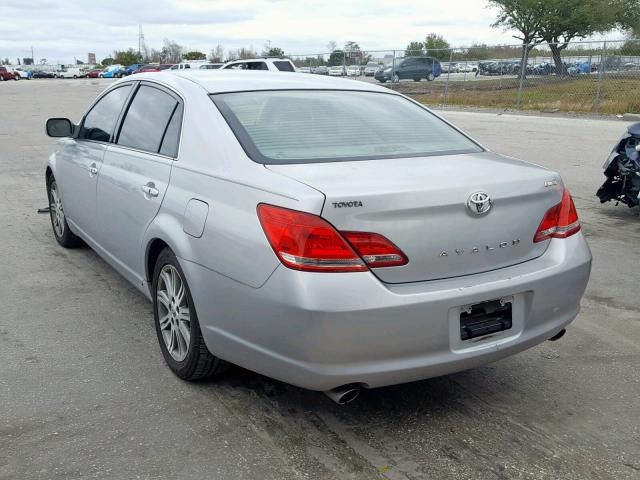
[289,39,640,115]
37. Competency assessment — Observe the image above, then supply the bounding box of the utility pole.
[138,24,147,61]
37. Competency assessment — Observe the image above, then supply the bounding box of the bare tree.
[161,39,184,63]
[326,41,337,52]
[209,44,224,62]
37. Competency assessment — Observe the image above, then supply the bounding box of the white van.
[56,67,84,79]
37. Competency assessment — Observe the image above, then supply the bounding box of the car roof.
[128,70,390,95]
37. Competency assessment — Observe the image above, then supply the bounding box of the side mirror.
[46,118,73,137]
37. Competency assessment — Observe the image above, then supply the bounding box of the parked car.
[457,62,476,73]
[99,65,126,78]
[199,63,223,69]
[313,65,329,75]
[375,56,441,83]
[441,62,458,74]
[346,65,361,76]
[125,64,143,76]
[169,62,210,71]
[0,66,20,81]
[328,65,346,76]
[132,64,173,74]
[43,71,592,403]
[532,62,555,75]
[221,58,296,72]
[363,62,381,76]
[32,70,56,79]
[85,69,102,78]
[13,67,32,79]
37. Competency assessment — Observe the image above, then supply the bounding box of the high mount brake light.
[534,190,581,243]
[257,204,408,272]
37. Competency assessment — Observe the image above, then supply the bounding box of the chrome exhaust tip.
[548,328,566,342]
[324,385,361,405]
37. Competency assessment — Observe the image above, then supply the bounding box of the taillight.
[257,204,408,272]
[342,232,408,268]
[533,190,581,243]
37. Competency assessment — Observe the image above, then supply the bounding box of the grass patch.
[400,75,640,114]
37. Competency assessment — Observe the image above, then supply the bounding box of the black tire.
[153,248,228,381]
[47,177,83,248]
[427,73,435,81]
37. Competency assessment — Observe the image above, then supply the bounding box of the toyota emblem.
[467,191,492,215]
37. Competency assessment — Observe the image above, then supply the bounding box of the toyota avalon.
[44,71,591,403]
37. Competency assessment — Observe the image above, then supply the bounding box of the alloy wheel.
[156,264,191,362]
[49,182,65,238]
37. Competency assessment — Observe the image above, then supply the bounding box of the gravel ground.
[1,78,638,480]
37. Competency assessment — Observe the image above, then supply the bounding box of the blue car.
[125,64,143,76]
[98,65,126,78]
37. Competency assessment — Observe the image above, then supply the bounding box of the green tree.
[405,41,424,56]
[183,50,206,60]
[489,0,546,76]
[101,57,114,66]
[266,47,285,57]
[328,49,345,66]
[491,0,640,76]
[423,33,450,60]
[113,48,140,66]
[537,0,640,75]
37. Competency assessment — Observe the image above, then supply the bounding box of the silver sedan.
[44,71,591,403]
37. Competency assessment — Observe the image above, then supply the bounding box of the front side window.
[117,85,179,155]
[212,90,482,164]
[80,84,133,142]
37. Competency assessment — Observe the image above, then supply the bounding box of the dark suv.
[375,56,441,83]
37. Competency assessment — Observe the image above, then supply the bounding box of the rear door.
[55,83,134,239]
[96,82,183,280]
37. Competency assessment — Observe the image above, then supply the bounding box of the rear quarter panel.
[142,86,325,289]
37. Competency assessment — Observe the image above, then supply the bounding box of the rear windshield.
[211,90,482,164]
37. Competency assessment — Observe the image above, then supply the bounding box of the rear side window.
[117,85,180,155]
[212,90,482,164]
[159,104,183,157]
[273,61,294,72]
[80,84,133,142]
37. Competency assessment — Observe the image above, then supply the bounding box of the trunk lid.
[267,152,562,283]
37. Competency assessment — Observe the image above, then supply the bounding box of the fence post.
[516,46,529,110]
[391,50,396,90]
[444,48,453,108]
[343,50,346,76]
[594,41,607,113]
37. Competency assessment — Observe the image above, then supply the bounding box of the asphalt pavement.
[1,78,638,480]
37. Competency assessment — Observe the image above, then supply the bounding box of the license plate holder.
[460,298,513,341]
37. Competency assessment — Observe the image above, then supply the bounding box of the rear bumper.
[182,233,591,391]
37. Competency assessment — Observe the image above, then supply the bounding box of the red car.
[132,64,174,74]
[85,69,102,78]
[0,66,20,81]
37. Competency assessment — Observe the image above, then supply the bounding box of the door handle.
[88,163,99,176]
[141,183,159,197]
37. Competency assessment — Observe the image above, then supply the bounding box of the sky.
[0,0,620,64]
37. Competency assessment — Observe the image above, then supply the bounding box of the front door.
[56,83,133,239]
[96,83,183,282]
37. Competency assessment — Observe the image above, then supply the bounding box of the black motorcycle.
[597,123,640,208]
